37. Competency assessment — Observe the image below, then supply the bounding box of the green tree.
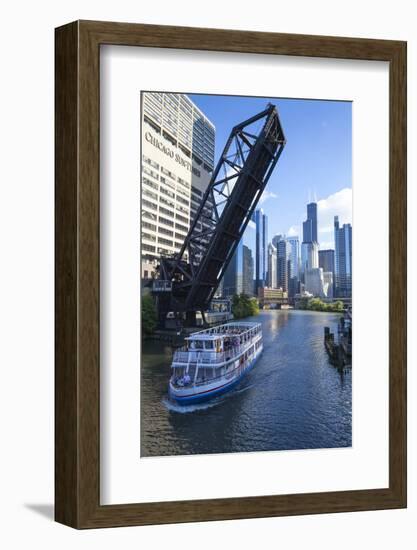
[231,293,260,319]
[302,297,345,313]
[142,294,157,335]
[249,297,260,316]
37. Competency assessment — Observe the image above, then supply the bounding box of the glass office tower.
[334,216,352,298]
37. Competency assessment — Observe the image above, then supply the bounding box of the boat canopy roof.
[185,322,261,341]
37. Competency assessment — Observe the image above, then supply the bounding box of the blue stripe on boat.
[168,350,262,406]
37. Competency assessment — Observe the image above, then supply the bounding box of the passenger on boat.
[175,373,192,387]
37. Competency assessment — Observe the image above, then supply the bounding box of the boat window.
[204,340,214,349]
[189,340,203,349]
[172,366,185,377]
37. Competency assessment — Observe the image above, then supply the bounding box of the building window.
[142,210,157,221]
[178,144,191,158]
[142,199,157,210]
[162,130,177,147]
[142,155,159,170]
[176,214,188,224]
[161,166,176,181]
[159,206,174,218]
[176,204,188,214]
[176,186,190,198]
[176,195,189,206]
[158,237,173,247]
[192,154,203,166]
[160,196,174,208]
[177,176,189,189]
[160,186,175,198]
[143,189,158,201]
[142,177,158,191]
[142,221,157,232]
[175,223,189,233]
[158,216,174,227]
[143,115,161,134]
[159,226,173,237]
[142,232,156,242]
[142,166,159,180]
[191,186,202,196]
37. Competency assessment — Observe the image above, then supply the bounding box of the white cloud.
[259,189,278,205]
[272,188,351,247]
[287,225,300,237]
[319,241,334,250]
[315,187,352,247]
[317,187,352,227]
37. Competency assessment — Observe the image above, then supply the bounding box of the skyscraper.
[267,243,277,288]
[262,214,268,289]
[301,201,319,281]
[254,209,268,293]
[222,241,242,297]
[319,249,335,274]
[334,216,352,298]
[301,241,319,273]
[307,202,318,243]
[271,234,282,249]
[319,249,335,296]
[305,267,324,297]
[222,221,256,297]
[302,219,313,244]
[141,92,215,279]
[276,237,290,293]
[242,245,254,296]
[323,271,334,299]
[286,236,300,279]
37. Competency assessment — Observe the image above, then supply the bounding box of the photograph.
[140,91,352,457]
[0,0,409,539]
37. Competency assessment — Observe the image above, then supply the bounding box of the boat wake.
[162,396,223,414]
[162,379,255,413]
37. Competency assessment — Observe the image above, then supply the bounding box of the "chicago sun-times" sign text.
[145,131,201,178]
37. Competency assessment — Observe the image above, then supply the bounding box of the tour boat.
[168,322,263,405]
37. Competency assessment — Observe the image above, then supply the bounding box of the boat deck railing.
[187,322,262,339]
[173,350,225,364]
[171,351,257,388]
[173,334,261,365]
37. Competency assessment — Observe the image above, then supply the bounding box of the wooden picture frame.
[55,20,407,528]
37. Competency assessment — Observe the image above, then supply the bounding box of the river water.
[141,310,351,457]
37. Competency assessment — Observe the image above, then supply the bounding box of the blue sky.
[189,94,352,249]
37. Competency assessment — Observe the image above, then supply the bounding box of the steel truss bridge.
[154,104,286,326]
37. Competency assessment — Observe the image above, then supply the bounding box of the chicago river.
[141,310,352,457]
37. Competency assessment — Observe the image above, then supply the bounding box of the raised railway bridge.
[152,104,286,328]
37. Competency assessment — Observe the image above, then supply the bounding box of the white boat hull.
[169,342,263,405]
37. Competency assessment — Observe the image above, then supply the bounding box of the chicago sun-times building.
[141,92,215,280]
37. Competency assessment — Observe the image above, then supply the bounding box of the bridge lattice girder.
[158,103,286,315]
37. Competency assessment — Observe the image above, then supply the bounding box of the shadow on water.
[141,310,351,457]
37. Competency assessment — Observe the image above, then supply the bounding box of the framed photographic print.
[55,20,407,528]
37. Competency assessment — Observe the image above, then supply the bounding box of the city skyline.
[223,197,352,300]
[189,93,352,250]
[140,91,352,302]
